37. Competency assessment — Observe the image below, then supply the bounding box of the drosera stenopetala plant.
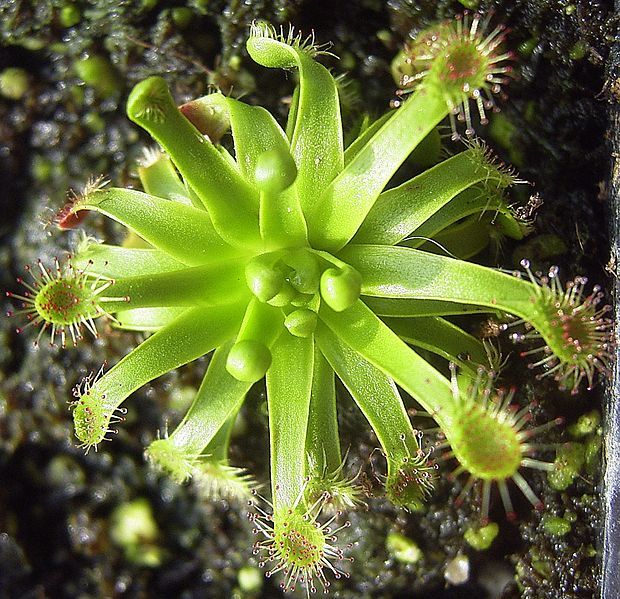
[6,13,613,594]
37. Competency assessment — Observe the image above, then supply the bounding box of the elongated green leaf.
[189,93,308,247]
[246,24,344,220]
[285,84,300,141]
[70,188,241,266]
[319,300,455,424]
[364,297,492,317]
[103,258,248,313]
[202,408,237,462]
[311,87,447,250]
[353,150,511,245]
[113,307,186,332]
[235,298,284,344]
[188,94,285,182]
[138,151,191,204]
[168,341,253,457]
[317,323,420,461]
[417,213,493,260]
[81,302,245,420]
[266,333,314,509]
[306,347,340,476]
[403,186,518,249]
[74,244,184,278]
[385,316,487,370]
[343,112,392,165]
[126,77,260,247]
[341,245,536,317]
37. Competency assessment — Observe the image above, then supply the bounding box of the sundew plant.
[7,14,612,594]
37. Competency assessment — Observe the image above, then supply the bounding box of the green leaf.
[74,243,184,278]
[247,24,344,223]
[104,258,249,313]
[363,297,493,317]
[167,341,253,458]
[191,93,308,247]
[341,245,535,317]
[266,332,314,508]
[137,150,191,204]
[285,84,300,141]
[188,94,286,184]
[402,186,518,249]
[75,303,245,441]
[311,87,448,250]
[385,316,488,370]
[70,188,242,266]
[317,323,420,463]
[126,77,260,248]
[318,300,455,423]
[306,347,340,476]
[317,321,435,510]
[343,112,392,165]
[417,213,494,260]
[353,149,512,245]
[113,307,187,332]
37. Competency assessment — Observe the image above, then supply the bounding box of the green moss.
[139,0,159,10]
[386,532,422,564]
[59,4,81,27]
[110,498,163,567]
[0,67,29,100]
[518,37,538,58]
[568,410,600,438]
[464,522,499,551]
[584,433,602,473]
[531,555,553,579]
[74,55,121,97]
[30,155,53,182]
[457,0,480,8]
[541,515,572,536]
[83,112,105,133]
[569,41,587,61]
[238,566,263,592]
[547,442,586,491]
[171,7,193,29]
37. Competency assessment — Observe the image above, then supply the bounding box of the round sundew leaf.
[34,277,99,325]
